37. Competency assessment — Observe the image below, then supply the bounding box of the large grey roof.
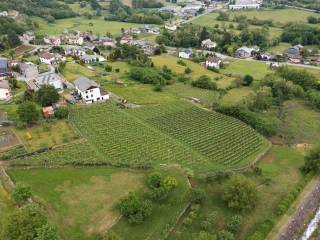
[35,72,62,85]
[0,58,8,69]
[74,76,99,91]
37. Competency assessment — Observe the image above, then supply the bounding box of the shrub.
[12,183,32,202]
[105,64,113,72]
[227,215,243,233]
[177,59,186,66]
[190,188,206,204]
[54,107,69,119]
[192,75,217,90]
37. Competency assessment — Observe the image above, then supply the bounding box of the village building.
[235,46,259,58]
[98,37,116,48]
[39,52,56,65]
[205,55,222,69]
[179,49,193,59]
[201,39,217,49]
[285,45,303,64]
[27,72,64,91]
[74,76,109,104]
[132,40,156,55]
[159,6,182,15]
[22,31,36,42]
[120,35,134,45]
[142,25,160,34]
[67,35,84,45]
[43,36,61,46]
[260,52,276,61]
[0,11,8,17]
[19,62,39,79]
[63,45,86,57]
[229,0,260,10]
[80,54,106,64]
[0,58,12,79]
[0,80,11,101]
[165,23,178,31]
[80,32,98,42]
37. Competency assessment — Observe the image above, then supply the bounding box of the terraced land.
[11,102,267,172]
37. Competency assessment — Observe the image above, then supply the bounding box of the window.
[86,95,88,98]
[85,91,88,94]
[91,94,93,97]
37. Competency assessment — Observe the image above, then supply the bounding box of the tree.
[192,231,216,240]
[117,193,152,224]
[190,188,206,204]
[54,107,69,119]
[302,145,320,174]
[192,75,217,90]
[7,29,21,48]
[218,230,234,240]
[36,85,59,106]
[12,183,32,202]
[308,16,318,24]
[17,101,40,125]
[2,203,47,240]
[223,175,258,211]
[227,215,243,233]
[35,224,59,240]
[242,75,253,86]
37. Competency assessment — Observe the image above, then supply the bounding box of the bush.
[218,230,234,240]
[190,188,206,204]
[117,193,152,224]
[54,107,69,119]
[146,173,177,201]
[227,215,243,233]
[177,59,186,66]
[12,183,32,202]
[192,75,217,90]
[185,67,192,74]
[105,64,113,72]
[242,75,253,86]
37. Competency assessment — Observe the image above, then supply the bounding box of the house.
[42,106,55,118]
[285,46,303,64]
[22,31,36,42]
[159,6,182,15]
[0,58,12,78]
[0,11,8,17]
[235,46,259,58]
[80,54,105,64]
[165,23,178,31]
[120,35,134,45]
[74,76,109,104]
[27,72,64,91]
[179,49,192,59]
[98,37,116,48]
[19,63,39,79]
[260,52,276,61]
[67,35,84,45]
[133,40,156,55]
[80,32,98,42]
[39,52,56,65]
[142,25,160,34]
[201,39,217,49]
[205,55,222,69]
[0,80,11,101]
[43,36,61,46]
[125,28,141,35]
[229,0,260,10]
[63,45,86,57]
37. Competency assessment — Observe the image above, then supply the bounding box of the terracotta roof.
[40,52,54,60]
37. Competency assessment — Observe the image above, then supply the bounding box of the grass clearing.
[13,120,79,152]
[33,16,146,36]
[151,55,235,89]
[268,42,292,55]
[62,63,96,82]
[8,168,145,240]
[169,145,304,240]
[221,87,254,106]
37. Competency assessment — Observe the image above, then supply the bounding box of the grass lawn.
[221,87,254,106]
[33,16,146,36]
[268,42,292,55]
[111,168,190,240]
[9,167,190,240]
[221,59,273,79]
[62,63,96,82]
[0,104,19,121]
[13,120,79,151]
[278,100,320,145]
[165,83,219,108]
[0,184,15,234]
[151,55,235,89]
[168,145,305,240]
[68,3,96,15]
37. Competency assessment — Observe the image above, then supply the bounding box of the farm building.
[205,55,222,69]
[74,76,109,104]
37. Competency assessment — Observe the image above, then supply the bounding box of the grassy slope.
[168,145,304,240]
[221,87,253,106]
[0,185,15,234]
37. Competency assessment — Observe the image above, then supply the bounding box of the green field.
[278,100,320,145]
[8,167,189,240]
[168,145,305,240]
[33,16,145,36]
[151,55,235,89]
[0,185,15,234]
[221,87,254,106]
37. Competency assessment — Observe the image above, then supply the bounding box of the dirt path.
[267,178,320,240]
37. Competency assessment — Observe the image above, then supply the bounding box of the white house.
[80,54,105,64]
[165,23,178,31]
[63,45,86,57]
[28,72,64,91]
[0,80,11,101]
[235,46,259,58]
[74,76,109,104]
[43,36,61,46]
[201,39,217,49]
[120,35,134,45]
[179,49,192,59]
[67,35,84,45]
[39,52,56,65]
[205,56,222,69]
[0,11,8,17]
[229,0,260,10]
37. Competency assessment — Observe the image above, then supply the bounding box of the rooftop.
[74,76,99,92]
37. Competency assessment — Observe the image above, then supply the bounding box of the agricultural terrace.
[151,55,235,89]
[32,16,146,36]
[127,101,268,169]
[8,167,189,240]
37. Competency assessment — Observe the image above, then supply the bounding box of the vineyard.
[128,102,267,167]
[10,101,267,172]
